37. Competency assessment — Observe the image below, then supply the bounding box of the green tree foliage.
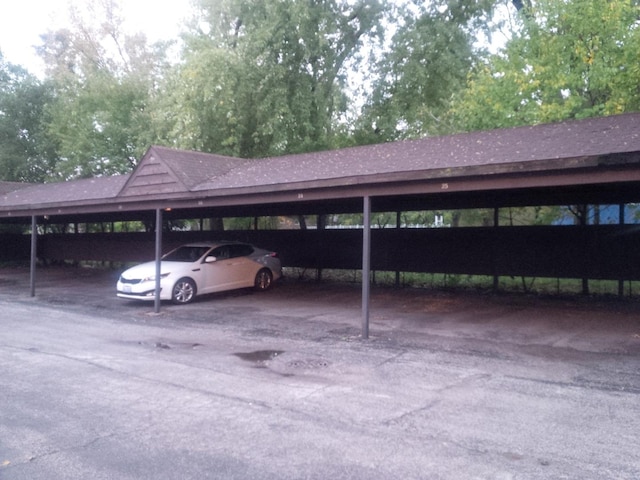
[153,0,384,158]
[452,0,640,131]
[0,52,57,182]
[2,0,640,190]
[354,0,495,143]
[39,0,169,178]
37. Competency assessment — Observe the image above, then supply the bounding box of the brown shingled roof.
[2,175,129,207]
[193,113,640,191]
[1,112,639,217]
[153,146,252,189]
[116,146,251,198]
[0,181,34,196]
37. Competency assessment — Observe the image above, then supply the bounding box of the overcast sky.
[0,0,193,75]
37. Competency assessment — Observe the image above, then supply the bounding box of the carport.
[2,113,640,338]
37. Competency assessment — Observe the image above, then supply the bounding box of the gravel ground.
[1,266,639,479]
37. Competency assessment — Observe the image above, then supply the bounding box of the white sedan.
[117,242,282,304]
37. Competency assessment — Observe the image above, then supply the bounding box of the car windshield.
[163,246,211,262]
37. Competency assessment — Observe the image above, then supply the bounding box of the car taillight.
[268,252,279,258]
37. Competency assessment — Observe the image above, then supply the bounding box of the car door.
[200,245,254,293]
[226,244,259,288]
[199,245,232,294]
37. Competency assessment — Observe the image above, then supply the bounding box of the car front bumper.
[116,281,169,301]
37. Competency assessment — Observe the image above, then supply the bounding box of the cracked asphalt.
[1,266,640,479]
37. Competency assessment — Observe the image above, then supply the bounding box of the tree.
[447,0,640,294]
[0,52,58,182]
[153,0,384,158]
[354,0,496,143]
[45,69,153,178]
[451,0,640,131]
[38,0,170,179]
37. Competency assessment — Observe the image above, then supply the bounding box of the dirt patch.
[3,265,640,355]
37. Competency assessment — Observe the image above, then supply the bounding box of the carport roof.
[192,112,640,191]
[0,181,34,195]
[1,112,640,221]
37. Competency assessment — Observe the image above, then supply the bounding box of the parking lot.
[1,266,640,479]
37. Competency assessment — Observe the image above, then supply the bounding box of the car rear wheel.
[254,269,273,291]
[172,278,196,304]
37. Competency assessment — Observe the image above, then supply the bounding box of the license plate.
[123,285,132,293]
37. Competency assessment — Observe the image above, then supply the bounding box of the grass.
[286,268,640,299]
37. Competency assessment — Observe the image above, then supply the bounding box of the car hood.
[121,261,185,279]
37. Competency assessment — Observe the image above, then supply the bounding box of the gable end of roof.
[118,146,189,197]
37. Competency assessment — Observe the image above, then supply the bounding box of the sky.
[0,0,193,75]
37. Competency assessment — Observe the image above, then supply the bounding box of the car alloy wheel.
[254,269,273,291]
[172,278,196,304]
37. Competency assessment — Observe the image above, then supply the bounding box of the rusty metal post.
[493,207,499,291]
[30,216,37,297]
[619,203,625,297]
[154,208,163,313]
[361,196,371,339]
[395,211,401,287]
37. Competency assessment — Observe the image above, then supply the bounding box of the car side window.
[165,247,203,262]
[211,246,230,259]
[229,244,253,258]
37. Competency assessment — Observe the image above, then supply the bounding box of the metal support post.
[154,208,163,313]
[30,216,37,297]
[361,196,371,339]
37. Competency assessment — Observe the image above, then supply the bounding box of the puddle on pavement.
[153,342,203,350]
[233,350,330,377]
[286,358,330,369]
[233,350,284,366]
[127,340,203,350]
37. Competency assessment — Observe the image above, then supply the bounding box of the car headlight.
[141,272,171,282]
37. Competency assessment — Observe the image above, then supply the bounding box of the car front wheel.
[254,269,273,291]
[172,278,196,304]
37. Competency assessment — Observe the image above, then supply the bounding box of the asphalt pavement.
[1,266,640,479]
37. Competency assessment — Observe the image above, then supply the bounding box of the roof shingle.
[1,175,129,207]
[1,112,639,213]
[194,113,640,190]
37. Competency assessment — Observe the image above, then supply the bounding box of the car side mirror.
[205,256,217,263]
